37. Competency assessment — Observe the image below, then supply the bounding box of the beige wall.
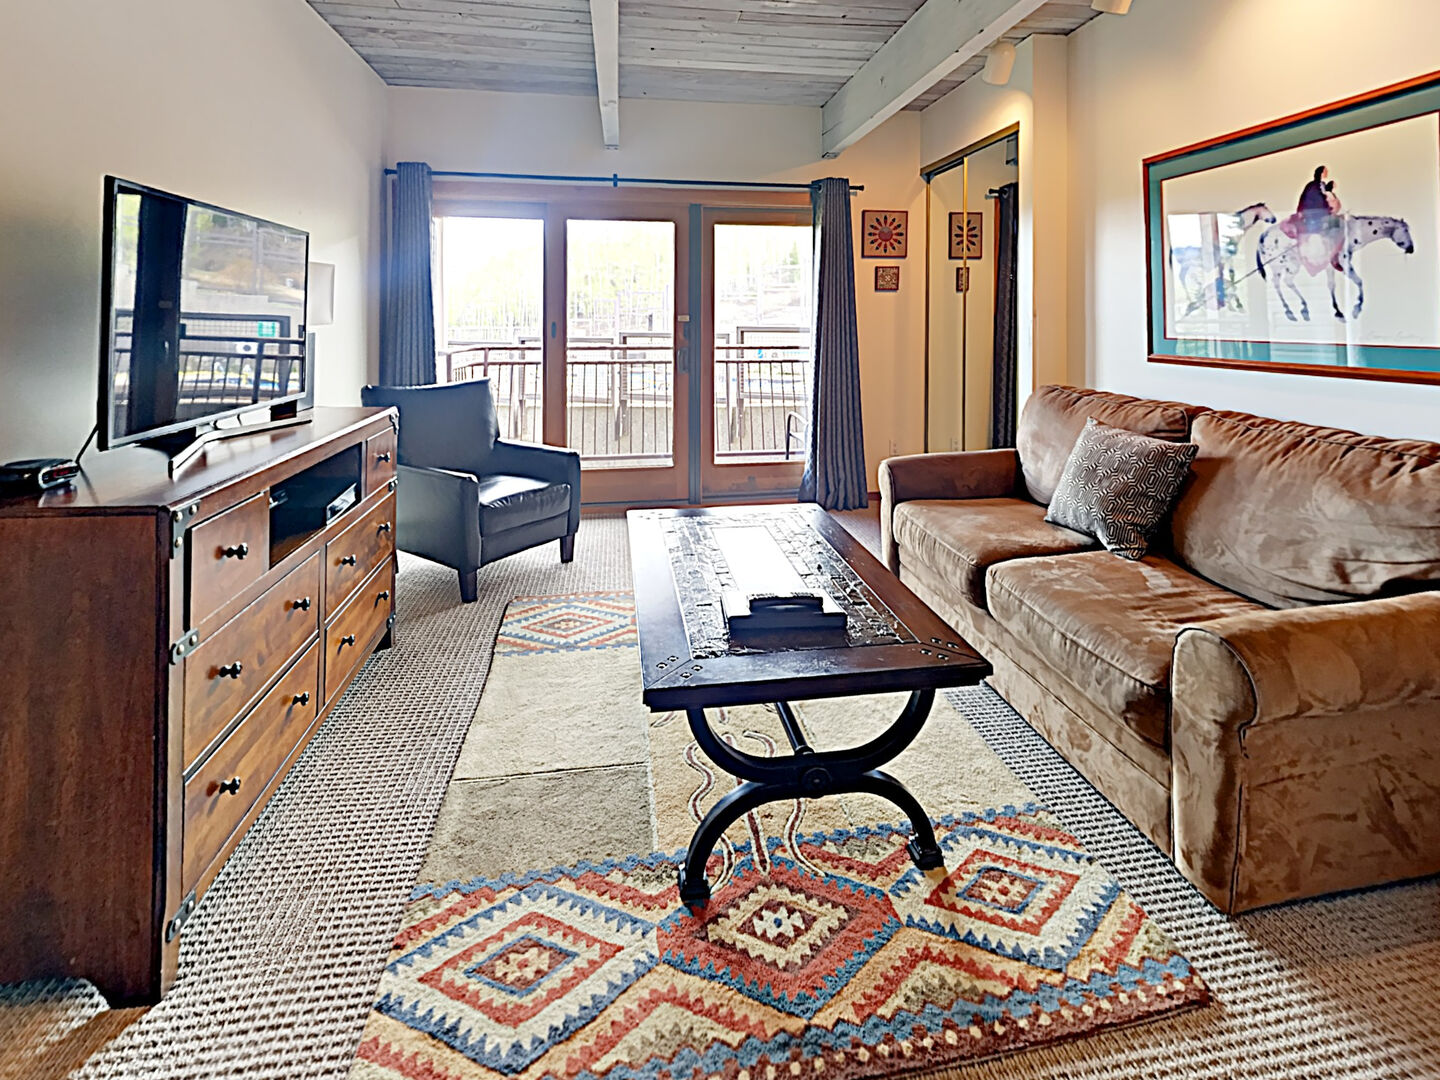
[0,0,386,461]
[385,89,927,489]
[1067,0,1440,438]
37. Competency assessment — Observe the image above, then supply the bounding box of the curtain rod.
[383,167,862,192]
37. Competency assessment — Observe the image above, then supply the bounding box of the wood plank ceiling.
[307,0,1099,110]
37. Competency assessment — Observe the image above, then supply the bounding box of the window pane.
[713,224,813,464]
[565,219,676,469]
[439,216,543,443]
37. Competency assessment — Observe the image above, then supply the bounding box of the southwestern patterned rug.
[349,593,1207,1080]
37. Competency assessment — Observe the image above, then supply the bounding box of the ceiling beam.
[820,0,1049,157]
[588,0,620,149]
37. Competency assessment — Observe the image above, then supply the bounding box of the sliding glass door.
[432,184,809,505]
[699,208,814,499]
[560,213,689,503]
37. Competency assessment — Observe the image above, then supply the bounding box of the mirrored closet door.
[925,129,1020,452]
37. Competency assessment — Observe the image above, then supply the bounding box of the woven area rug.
[348,594,1207,1080]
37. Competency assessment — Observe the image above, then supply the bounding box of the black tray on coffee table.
[627,504,991,906]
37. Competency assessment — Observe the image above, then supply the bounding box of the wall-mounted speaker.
[303,331,317,410]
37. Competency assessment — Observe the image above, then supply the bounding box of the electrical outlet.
[950,437,960,451]
[888,440,898,457]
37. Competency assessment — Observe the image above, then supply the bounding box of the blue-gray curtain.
[799,177,867,510]
[380,161,437,386]
[990,181,1020,448]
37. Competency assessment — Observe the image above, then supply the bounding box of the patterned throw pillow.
[1044,418,1198,560]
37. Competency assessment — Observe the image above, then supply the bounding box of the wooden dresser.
[0,406,399,1004]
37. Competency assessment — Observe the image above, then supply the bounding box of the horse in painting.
[1255,214,1415,322]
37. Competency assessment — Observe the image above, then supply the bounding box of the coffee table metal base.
[676,688,946,907]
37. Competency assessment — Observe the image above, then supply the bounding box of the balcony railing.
[714,347,810,461]
[442,340,811,465]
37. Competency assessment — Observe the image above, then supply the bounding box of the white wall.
[1067,0,1440,438]
[0,0,386,461]
[386,90,928,489]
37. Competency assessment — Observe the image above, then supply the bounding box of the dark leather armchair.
[360,380,581,603]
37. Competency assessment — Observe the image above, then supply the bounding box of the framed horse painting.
[1144,70,1440,385]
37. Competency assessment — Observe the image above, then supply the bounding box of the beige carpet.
[1,507,1437,1079]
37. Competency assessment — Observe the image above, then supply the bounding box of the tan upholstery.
[892,499,1095,609]
[1015,384,1199,505]
[1171,593,1440,911]
[878,449,1019,574]
[1170,411,1440,608]
[881,384,1440,914]
[986,551,1262,748]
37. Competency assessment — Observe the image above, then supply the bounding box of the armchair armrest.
[1170,592,1440,910]
[878,449,1020,574]
[394,464,481,572]
[488,440,582,535]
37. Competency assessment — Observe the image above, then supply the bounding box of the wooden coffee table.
[627,504,990,906]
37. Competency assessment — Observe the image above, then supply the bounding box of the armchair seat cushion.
[476,474,573,535]
[892,498,1097,609]
[987,551,1264,747]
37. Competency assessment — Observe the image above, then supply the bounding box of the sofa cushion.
[986,551,1264,747]
[1017,385,1199,505]
[892,498,1097,609]
[1170,412,1440,608]
[476,474,571,535]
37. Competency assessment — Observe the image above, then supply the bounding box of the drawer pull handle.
[217,776,242,796]
[339,554,357,566]
[222,543,250,560]
[340,634,357,648]
[293,596,312,611]
[377,522,392,534]
[217,661,244,680]
[376,451,392,463]
[293,691,311,706]
[377,590,391,603]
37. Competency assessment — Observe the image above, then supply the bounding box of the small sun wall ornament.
[861,210,908,258]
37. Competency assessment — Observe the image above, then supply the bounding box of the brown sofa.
[880,385,1440,913]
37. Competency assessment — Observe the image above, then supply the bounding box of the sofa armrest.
[877,449,1020,574]
[488,440,583,535]
[1170,592,1440,910]
[394,464,482,573]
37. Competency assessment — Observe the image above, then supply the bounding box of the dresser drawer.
[189,493,270,620]
[324,561,394,705]
[366,427,397,495]
[325,492,396,618]
[182,641,319,891]
[184,553,321,766]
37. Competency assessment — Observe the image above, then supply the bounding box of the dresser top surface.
[0,407,395,515]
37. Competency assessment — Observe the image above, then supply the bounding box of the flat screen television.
[98,176,309,451]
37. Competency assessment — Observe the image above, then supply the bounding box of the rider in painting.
[1281,165,1346,271]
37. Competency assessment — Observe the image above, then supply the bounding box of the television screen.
[100,177,309,449]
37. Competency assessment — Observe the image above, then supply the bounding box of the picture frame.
[874,265,900,292]
[1145,70,1440,386]
[949,212,984,260]
[861,210,908,258]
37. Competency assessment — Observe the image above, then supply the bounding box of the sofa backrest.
[1016,385,1198,504]
[1169,411,1440,608]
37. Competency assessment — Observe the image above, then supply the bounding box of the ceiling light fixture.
[981,42,1017,86]
[1091,0,1133,13]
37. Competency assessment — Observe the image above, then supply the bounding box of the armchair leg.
[559,534,576,563]
[459,569,479,604]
